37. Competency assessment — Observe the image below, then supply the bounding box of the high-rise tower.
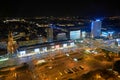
[46,24,53,42]
[91,20,102,38]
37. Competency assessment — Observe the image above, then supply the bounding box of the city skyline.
[0,5,120,79]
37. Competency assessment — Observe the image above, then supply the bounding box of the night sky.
[0,1,120,17]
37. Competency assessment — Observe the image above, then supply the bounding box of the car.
[64,69,73,74]
[35,59,46,65]
[45,66,53,69]
[71,67,79,72]
[79,65,84,70]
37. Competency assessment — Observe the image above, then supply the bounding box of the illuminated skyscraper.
[91,20,102,38]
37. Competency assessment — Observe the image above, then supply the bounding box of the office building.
[70,30,81,40]
[57,33,67,41]
[46,28,53,42]
[91,20,102,38]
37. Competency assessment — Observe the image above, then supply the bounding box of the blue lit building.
[91,19,102,38]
